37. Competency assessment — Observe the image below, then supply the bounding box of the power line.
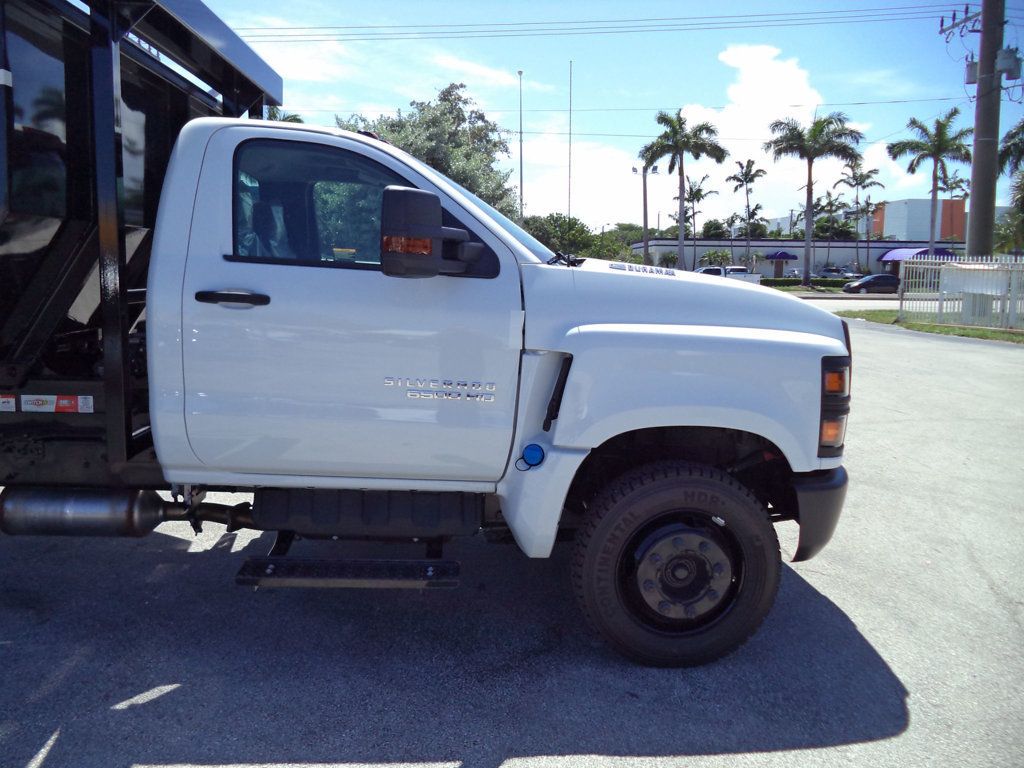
[233,4,960,32]
[239,10,957,43]
[280,95,969,115]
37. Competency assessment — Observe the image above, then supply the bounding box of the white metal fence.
[898,256,1024,330]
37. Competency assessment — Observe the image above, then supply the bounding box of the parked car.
[843,274,900,294]
[816,266,862,279]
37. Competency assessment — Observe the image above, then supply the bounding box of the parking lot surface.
[1,319,1022,768]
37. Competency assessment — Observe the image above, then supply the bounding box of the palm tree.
[724,213,741,263]
[725,159,767,264]
[641,112,728,270]
[887,107,972,258]
[764,112,863,285]
[816,190,848,268]
[858,197,885,269]
[684,174,717,270]
[834,160,884,272]
[267,105,304,123]
[999,117,1024,176]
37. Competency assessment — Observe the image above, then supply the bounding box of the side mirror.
[381,186,444,278]
[380,186,479,278]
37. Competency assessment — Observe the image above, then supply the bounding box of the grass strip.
[836,310,1024,344]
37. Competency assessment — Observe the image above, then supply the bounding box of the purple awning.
[878,247,957,262]
[764,251,797,260]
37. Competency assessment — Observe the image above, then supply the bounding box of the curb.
[792,293,897,300]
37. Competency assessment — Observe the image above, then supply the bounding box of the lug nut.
[699,541,710,553]
[672,537,684,549]
[649,553,662,564]
[658,600,673,614]
[685,606,696,618]
[643,579,656,592]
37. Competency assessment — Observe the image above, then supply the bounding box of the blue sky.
[207,0,1024,230]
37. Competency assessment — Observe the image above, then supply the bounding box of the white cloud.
[841,69,918,99]
[432,54,554,92]
[249,39,356,84]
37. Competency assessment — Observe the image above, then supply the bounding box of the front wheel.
[859,287,868,294]
[572,462,780,666]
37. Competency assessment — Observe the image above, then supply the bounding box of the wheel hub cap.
[634,528,733,621]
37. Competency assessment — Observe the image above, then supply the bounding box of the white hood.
[522,259,846,350]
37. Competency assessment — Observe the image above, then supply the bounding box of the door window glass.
[233,139,408,269]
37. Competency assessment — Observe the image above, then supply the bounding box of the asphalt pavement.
[1,319,1022,768]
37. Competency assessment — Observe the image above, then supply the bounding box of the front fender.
[552,323,848,473]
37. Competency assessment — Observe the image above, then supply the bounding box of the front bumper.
[791,466,848,562]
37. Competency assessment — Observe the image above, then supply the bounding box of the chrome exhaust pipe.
[0,488,176,537]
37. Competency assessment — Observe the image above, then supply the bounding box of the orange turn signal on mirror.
[383,236,432,255]
[820,415,848,448]
[824,368,850,397]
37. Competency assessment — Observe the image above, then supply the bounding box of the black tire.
[572,461,781,667]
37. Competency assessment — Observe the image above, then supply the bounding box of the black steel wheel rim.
[617,512,743,634]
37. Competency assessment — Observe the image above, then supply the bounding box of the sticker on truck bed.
[19,395,95,413]
[0,395,15,412]
[609,263,676,276]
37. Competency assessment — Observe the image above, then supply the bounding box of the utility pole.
[568,60,573,220]
[517,70,524,221]
[945,0,1005,256]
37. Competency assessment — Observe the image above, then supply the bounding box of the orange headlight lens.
[824,368,850,397]
[820,415,848,448]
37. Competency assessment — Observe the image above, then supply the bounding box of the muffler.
[0,488,175,537]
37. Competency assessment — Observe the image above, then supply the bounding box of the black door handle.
[195,290,270,306]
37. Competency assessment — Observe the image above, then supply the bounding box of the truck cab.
[0,0,850,667]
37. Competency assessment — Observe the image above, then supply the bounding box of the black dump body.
[0,0,280,488]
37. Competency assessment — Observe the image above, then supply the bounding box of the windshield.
[391,149,553,262]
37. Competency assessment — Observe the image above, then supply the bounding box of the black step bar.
[236,557,460,589]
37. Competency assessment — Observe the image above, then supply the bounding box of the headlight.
[819,356,851,458]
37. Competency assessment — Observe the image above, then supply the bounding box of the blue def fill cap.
[522,443,545,467]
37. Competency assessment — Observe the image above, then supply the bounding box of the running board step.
[236,557,460,589]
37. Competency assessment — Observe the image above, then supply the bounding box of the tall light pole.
[517,69,524,221]
[633,165,658,265]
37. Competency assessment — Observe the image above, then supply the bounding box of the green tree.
[856,197,886,267]
[641,112,728,270]
[702,218,728,238]
[816,190,848,266]
[266,105,304,123]
[521,213,594,255]
[999,117,1024,176]
[887,107,972,258]
[997,119,1023,253]
[994,171,1024,253]
[699,249,731,266]
[337,83,517,217]
[834,159,884,272]
[725,159,767,263]
[683,174,717,270]
[734,202,768,240]
[764,112,863,284]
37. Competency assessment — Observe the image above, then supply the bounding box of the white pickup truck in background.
[694,265,764,284]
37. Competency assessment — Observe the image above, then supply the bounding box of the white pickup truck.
[2,116,850,666]
[694,265,763,284]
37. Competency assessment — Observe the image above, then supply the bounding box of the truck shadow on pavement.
[0,527,908,768]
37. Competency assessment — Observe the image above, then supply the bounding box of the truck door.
[179,129,523,482]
